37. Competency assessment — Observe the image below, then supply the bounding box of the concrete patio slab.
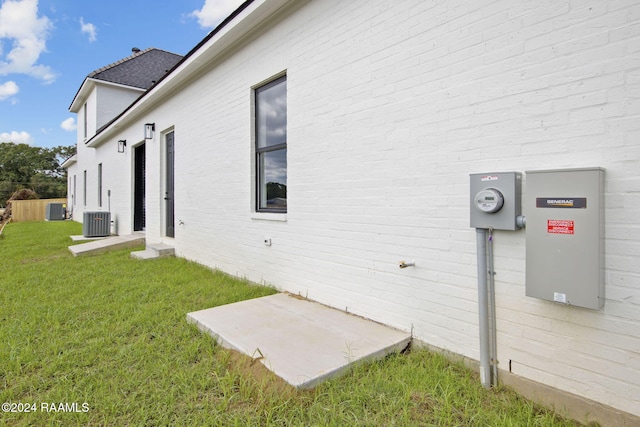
[187,293,412,389]
[68,234,145,257]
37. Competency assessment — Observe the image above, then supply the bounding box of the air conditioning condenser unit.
[83,211,111,237]
[46,203,66,221]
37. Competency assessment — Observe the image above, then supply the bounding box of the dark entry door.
[133,143,146,231]
[165,131,175,238]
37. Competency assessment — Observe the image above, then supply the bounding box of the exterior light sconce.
[144,123,155,140]
[118,139,127,153]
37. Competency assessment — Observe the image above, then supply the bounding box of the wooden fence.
[10,198,68,222]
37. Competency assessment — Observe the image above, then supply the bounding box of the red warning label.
[547,220,574,235]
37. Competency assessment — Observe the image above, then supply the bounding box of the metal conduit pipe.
[487,228,498,386]
[476,228,492,388]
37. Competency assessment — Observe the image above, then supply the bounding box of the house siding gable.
[95,84,144,131]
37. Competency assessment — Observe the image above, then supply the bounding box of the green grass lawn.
[0,221,582,426]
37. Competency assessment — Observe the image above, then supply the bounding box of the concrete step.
[69,234,145,257]
[131,243,175,260]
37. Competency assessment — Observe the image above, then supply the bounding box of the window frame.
[83,170,87,207]
[97,163,103,208]
[254,75,287,213]
[83,103,88,140]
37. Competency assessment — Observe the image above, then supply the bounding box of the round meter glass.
[475,188,504,213]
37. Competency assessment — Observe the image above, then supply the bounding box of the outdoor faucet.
[399,260,415,269]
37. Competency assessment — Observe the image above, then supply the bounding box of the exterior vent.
[46,203,66,221]
[83,212,111,237]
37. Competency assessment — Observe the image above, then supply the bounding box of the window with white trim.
[255,76,287,212]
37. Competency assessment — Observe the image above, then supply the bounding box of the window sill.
[251,212,287,222]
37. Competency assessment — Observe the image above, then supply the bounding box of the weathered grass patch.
[0,221,581,426]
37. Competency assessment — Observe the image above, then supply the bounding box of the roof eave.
[69,78,94,112]
[61,154,77,169]
[87,0,293,148]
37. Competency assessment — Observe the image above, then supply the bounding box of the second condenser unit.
[45,203,66,221]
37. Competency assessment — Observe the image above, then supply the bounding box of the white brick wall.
[71,0,640,418]
[67,136,133,232]
[67,80,150,229]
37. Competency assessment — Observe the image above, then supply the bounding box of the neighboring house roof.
[88,48,183,90]
[86,0,311,150]
[69,48,183,112]
[85,0,260,147]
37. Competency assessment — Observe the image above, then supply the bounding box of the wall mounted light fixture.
[118,139,127,153]
[144,123,155,140]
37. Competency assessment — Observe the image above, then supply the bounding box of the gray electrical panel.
[470,172,522,230]
[525,168,604,309]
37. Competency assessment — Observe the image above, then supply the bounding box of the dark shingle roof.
[88,48,183,90]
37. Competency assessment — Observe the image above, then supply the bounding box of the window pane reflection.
[256,79,287,149]
[259,148,287,209]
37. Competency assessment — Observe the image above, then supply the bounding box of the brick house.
[65,1,640,424]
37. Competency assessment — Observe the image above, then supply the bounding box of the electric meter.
[475,188,504,213]
[470,172,521,230]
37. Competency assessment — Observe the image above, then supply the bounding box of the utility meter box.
[525,168,604,309]
[470,172,522,230]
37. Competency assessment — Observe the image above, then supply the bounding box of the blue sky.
[0,0,243,148]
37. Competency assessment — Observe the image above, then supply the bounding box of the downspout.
[476,228,492,388]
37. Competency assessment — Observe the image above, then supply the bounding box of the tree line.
[0,142,76,207]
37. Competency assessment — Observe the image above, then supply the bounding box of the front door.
[165,131,175,238]
[133,143,146,231]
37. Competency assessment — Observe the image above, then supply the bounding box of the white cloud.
[79,17,96,42]
[60,117,76,132]
[0,80,19,100]
[0,0,55,83]
[0,130,33,144]
[190,0,244,29]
